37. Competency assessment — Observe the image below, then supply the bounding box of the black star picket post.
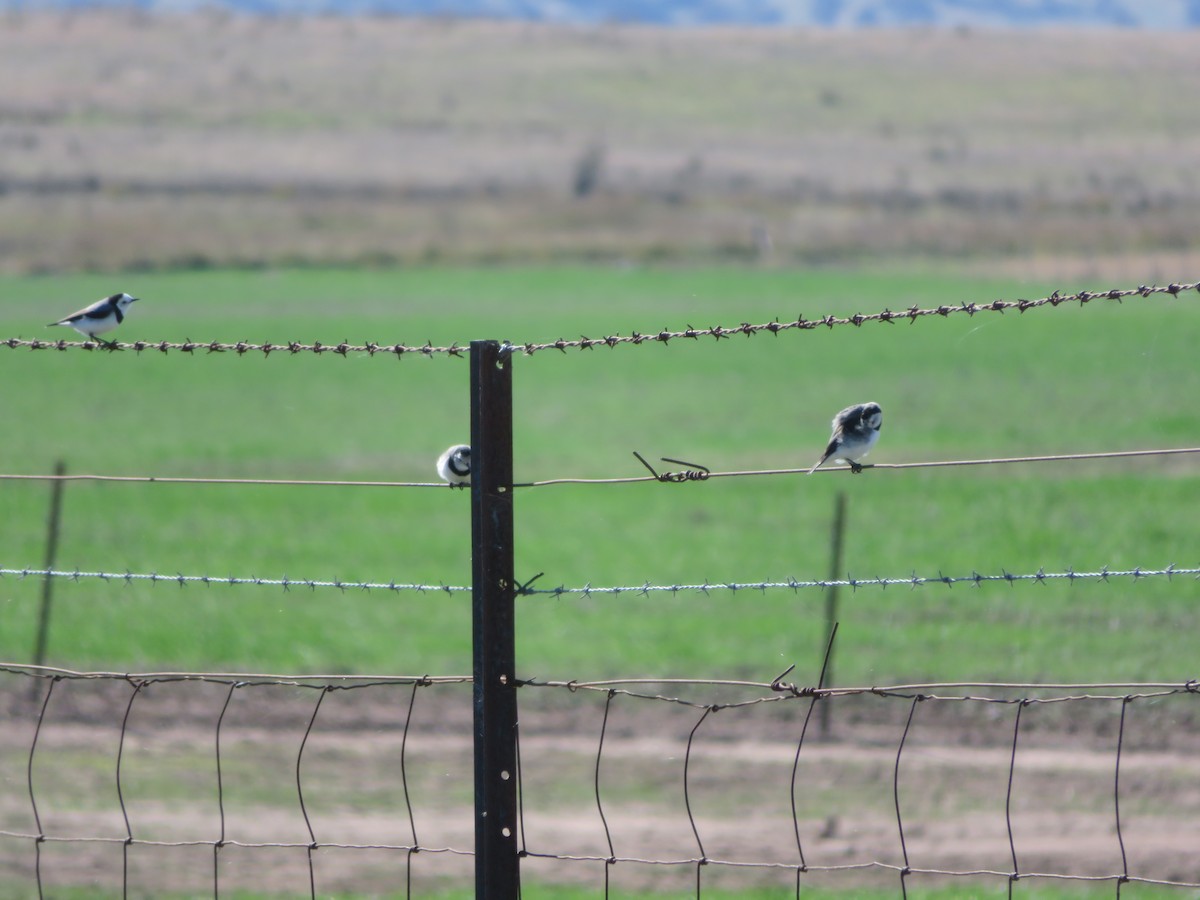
[469,340,521,898]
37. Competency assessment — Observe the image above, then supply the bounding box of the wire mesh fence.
[1,665,1198,897]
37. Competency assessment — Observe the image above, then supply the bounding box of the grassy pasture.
[1,265,1198,684]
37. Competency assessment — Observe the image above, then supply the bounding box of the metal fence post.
[470,340,520,898]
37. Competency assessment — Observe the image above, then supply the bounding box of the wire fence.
[2,445,1198,493]
[1,664,1198,897]
[2,283,1199,896]
[5,280,1197,358]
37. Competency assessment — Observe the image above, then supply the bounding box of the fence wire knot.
[632,451,711,483]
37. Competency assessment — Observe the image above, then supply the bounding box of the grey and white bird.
[437,444,471,486]
[809,402,883,474]
[48,293,139,345]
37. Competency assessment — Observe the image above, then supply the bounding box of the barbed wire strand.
[5,281,1196,359]
[3,445,1195,494]
[0,567,472,595]
[5,563,1198,600]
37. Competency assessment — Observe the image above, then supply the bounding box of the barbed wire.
[0,336,468,357]
[2,445,1196,494]
[4,281,1195,359]
[0,566,472,595]
[5,563,1196,599]
[519,564,1200,597]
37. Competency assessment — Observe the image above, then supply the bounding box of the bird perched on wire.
[809,402,883,474]
[437,444,471,486]
[48,293,139,346]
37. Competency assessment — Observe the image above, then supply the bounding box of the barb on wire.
[6,282,1195,359]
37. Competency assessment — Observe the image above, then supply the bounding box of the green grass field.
[2,265,1198,684]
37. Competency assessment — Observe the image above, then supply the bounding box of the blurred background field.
[1,11,1199,278]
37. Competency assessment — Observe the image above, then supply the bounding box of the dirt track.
[0,676,1197,895]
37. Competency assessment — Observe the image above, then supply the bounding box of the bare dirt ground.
[1,676,1197,896]
[1,12,1199,274]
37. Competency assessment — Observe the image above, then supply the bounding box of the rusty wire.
[3,281,1195,359]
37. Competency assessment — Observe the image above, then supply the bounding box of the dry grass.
[1,10,1199,272]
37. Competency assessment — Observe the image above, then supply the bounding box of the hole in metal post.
[500,770,510,781]
[502,827,512,838]
[499,674,508,685]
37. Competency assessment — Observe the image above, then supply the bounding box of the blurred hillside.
[3,0,1197,28]
[1,10,1198,274]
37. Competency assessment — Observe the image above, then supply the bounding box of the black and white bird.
[48,293,139,345]
[809,402,883,474]
[437,444,471,486]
